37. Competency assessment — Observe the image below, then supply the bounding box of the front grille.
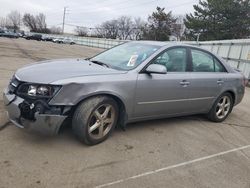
[8,76,22,94]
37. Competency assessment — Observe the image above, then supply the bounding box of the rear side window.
[152,48,187,72]
[191,49,226,72]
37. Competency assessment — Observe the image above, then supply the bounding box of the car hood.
[15,59,126,84]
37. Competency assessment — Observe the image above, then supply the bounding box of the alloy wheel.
[215,96,231,119]
[88,104,115,139]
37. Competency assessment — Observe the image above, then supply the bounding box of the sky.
[0,0,200,33]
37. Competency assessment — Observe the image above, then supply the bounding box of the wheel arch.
[208,89,236,114]
[72,92,128,129]
[223,90,236,105]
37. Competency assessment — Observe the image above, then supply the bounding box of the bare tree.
[95,16,137,39]
[96,19,119,39]
[23,13,49,33]
[3,18,14,30]
[94,26,106,38]
[0,17,7,28]
[7,11,21,30]
[0,16,18,30]
[117,16,133,40]
[49,26,61,34]
[36,13,47,32]
[75,26,88,36]
[23,13,37,32]
[132,17,146,40]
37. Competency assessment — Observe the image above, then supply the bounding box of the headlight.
[37,86,50,95]
[28,85,51,96]
[27,85,37,96]
[18,84,61,98]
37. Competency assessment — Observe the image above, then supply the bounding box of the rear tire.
[207,92,233,122]
[72,96,119,145]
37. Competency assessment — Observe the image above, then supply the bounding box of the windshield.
[90,42,161,70]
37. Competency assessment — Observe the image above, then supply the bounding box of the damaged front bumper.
[3,89,67,135]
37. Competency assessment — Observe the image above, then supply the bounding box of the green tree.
[184,0,250,41]
[143,7,176,41]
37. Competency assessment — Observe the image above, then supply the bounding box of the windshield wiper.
[89,60,110,68]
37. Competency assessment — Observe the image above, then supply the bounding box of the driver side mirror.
[145,64,167,74]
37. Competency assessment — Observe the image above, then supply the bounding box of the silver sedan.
[3,41,246,145]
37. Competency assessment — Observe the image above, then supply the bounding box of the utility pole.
[62,7,68,34]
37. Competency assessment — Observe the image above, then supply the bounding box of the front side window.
[152,48,187,72]
[90,42,161,70]
[191,49,226,72]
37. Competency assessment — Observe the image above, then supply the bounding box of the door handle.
[180,80,190,86]
[217,80,224,85]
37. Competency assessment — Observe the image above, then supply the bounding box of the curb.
[0,110,9,130]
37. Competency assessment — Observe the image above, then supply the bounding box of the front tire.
[72,96,119,145]
[207,92,233,122]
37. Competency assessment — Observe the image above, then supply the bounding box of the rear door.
[187,48,228,113]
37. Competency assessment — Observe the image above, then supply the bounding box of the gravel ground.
[0,38,249,188]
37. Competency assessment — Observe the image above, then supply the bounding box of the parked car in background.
[0,31,19,38]
[62,38,75,45]
[16,33,24,38]
[0,30,5,37]
[52,38,64,43]
[3,41,246,145]
[25,34,42,41]
[42,36,54,42]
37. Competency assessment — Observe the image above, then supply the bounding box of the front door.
[134,47,192,119]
